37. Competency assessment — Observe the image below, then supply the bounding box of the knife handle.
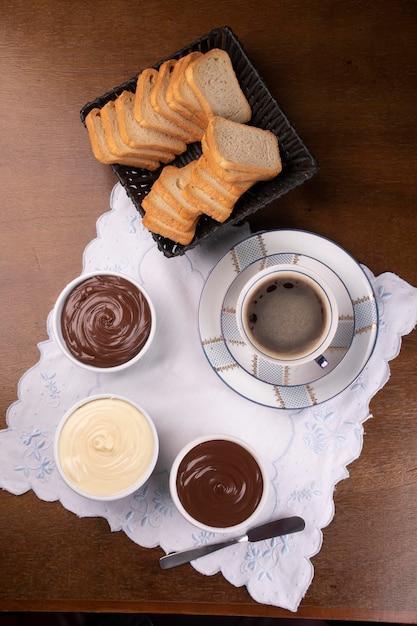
[159,516,306,569]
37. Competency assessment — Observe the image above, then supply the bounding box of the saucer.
[221,254,354,386]
[198,230,378,409]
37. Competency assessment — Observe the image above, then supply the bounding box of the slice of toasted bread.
[154,163,203,220]
[193,155,252,202]
[165,52,208,127]
[142,211,197,246]
[203,116,282,178]
[201,136,263,183]
[142,187,199,245]
[189,162,239,209]
[183,180,233,223]
[151,60,204,142]
[142,188,198,230]
[100,100,175,165]
[185,49,252,123]
[115,90,187,154]
[85,107,162,170]
[134,68,199,143]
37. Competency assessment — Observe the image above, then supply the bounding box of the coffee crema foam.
[175,439,264,528]
[245,274,327,359]
[60,274,152,368]
[58,397,156,498]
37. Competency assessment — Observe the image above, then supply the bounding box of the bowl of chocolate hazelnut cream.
[54,394,159,500]
[52,271,155,372]
[170,435,268,534]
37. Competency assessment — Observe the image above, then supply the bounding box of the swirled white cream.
[58,397,156,498]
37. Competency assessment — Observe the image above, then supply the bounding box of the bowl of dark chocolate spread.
[170,435,268,533]
[52,272,155,372]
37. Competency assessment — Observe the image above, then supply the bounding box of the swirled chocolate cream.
[60,274,152,368]
[176,439,264,529]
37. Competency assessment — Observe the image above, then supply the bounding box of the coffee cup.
[236,264,338,367]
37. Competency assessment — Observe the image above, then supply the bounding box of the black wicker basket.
[80,26,319,257]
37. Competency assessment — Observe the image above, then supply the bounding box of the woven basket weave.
[80,26,319,257]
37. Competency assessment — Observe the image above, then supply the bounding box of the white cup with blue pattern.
[236,264,339,369]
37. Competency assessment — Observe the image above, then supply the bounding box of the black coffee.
[244,274,327,359]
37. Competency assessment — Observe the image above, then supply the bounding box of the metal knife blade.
[159,516,305,570]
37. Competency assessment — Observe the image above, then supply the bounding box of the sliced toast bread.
[185,49,252,123]
[183,179,233,223]
[134,68,200,143]
[85,107,162,170]
[196,155,253,197]
[202,116,282,181]
[189,160,241,209]
[114,90,187,154]
[142,187,199,245]
[100,100,175,165]
[165,52,208,127]
[142,188,198,230]
[142,210,197,246]
[154,163,203,220]
[150,60,205,141]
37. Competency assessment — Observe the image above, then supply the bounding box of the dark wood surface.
[1,0,416,621]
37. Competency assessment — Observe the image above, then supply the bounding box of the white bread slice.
[142,210,197,246]
[115,90,187,154]
[183,180,233,223]
[85,108,161,170]
[195,155,253,200]
[134,68,199,143]
[151,60,204,142]
[142,189,199,245]
[202,116,282,181]
[100,100,175,165]
[165,53,208,127]
[142,188,198,230]
[154,163,202,220]
[189,160,240,209]
[185,49,252,123]
[201,134,264,183]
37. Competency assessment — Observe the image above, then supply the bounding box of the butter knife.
[159,515,305,569]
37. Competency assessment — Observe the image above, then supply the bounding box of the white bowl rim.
[52,270,156,372]
[169,433,269,535]
[54,393,159,501]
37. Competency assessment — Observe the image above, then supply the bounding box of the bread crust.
[85,108,162,169]
[100,101,175,164]
[115,90,187,154]
[185,48,252,123]
[84,50,284,245]
[203,116,282,178]
[165,53,208,127]
[134,68,192,142]
[155,163,203,220]
[151,60,205,141]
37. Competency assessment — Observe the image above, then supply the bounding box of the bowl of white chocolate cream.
[54,395,159,500]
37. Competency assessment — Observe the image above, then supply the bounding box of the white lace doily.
[1,183,416,612]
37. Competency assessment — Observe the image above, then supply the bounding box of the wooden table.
[1,0,416,621]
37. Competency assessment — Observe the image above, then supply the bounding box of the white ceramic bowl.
[54,394,159,501]
[169,434,268,534]
[52,271,156,372]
